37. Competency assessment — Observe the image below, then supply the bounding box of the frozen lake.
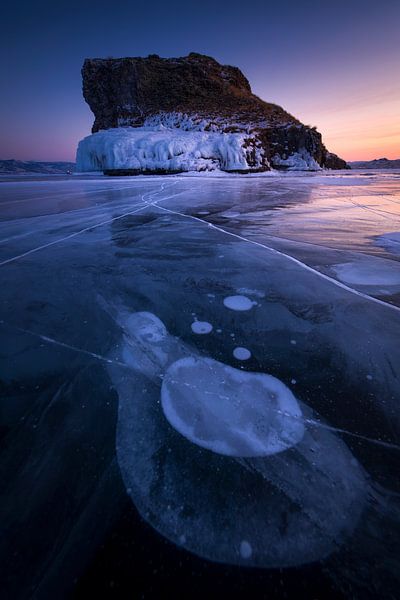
[1,170,400,598]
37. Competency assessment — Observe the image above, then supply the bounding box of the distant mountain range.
[349,158,400,169]
[0,159,75,174]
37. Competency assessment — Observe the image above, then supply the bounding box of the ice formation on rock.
[108,310,367,568]
[76,126,256,173]
[272,149,322,171]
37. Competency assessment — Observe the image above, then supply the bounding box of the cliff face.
[80,53,347,172]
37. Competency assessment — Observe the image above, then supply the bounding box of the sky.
[1,0,399,162]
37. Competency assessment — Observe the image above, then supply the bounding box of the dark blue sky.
[1,0,399,161]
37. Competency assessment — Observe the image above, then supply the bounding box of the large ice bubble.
[223,295,256,311]
[109,310,367,568]
[332,261,400,286]
[161,357,305,457]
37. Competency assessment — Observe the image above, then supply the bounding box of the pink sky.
[254,55,400,162]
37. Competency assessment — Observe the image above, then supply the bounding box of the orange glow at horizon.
[255,56,400,162]
[276,93,400,162]
[310,96,400,162]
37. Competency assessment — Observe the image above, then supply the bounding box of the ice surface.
[236,287,265,298]
[1,172,400,597]
[76,126,259,173]
[110,310,368,568]
[240,540,253,559]
[123,311,168,342]
[376,231,400,256]
[221,211,241,218]
[223,295,256,311]
[161,355,305,457]
[117,311,181,378]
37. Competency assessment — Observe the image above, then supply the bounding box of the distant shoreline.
[349,158,400,169]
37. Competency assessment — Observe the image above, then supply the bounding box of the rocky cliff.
[78,53,347,173]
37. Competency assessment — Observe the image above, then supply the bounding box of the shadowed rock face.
[82,52,347,171]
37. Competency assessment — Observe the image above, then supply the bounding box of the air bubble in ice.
[223,295,255,311]
[161,356,305,457]
[110,310,368,570]
[240,540,253,559]
[191,321,213,335]
[233,347,251,360]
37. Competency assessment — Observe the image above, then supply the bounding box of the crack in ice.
[153,200,400,314]
[0,181,181,267]
[0,181,156,207]
[0,200,150,245]
[1,319,399,453]
[345,191,400,222]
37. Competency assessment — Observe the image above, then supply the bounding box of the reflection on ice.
[110,310,368,568]
[375,231,400,256]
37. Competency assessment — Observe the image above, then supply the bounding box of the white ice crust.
[76,126,257,173]
[161,356,305,457]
